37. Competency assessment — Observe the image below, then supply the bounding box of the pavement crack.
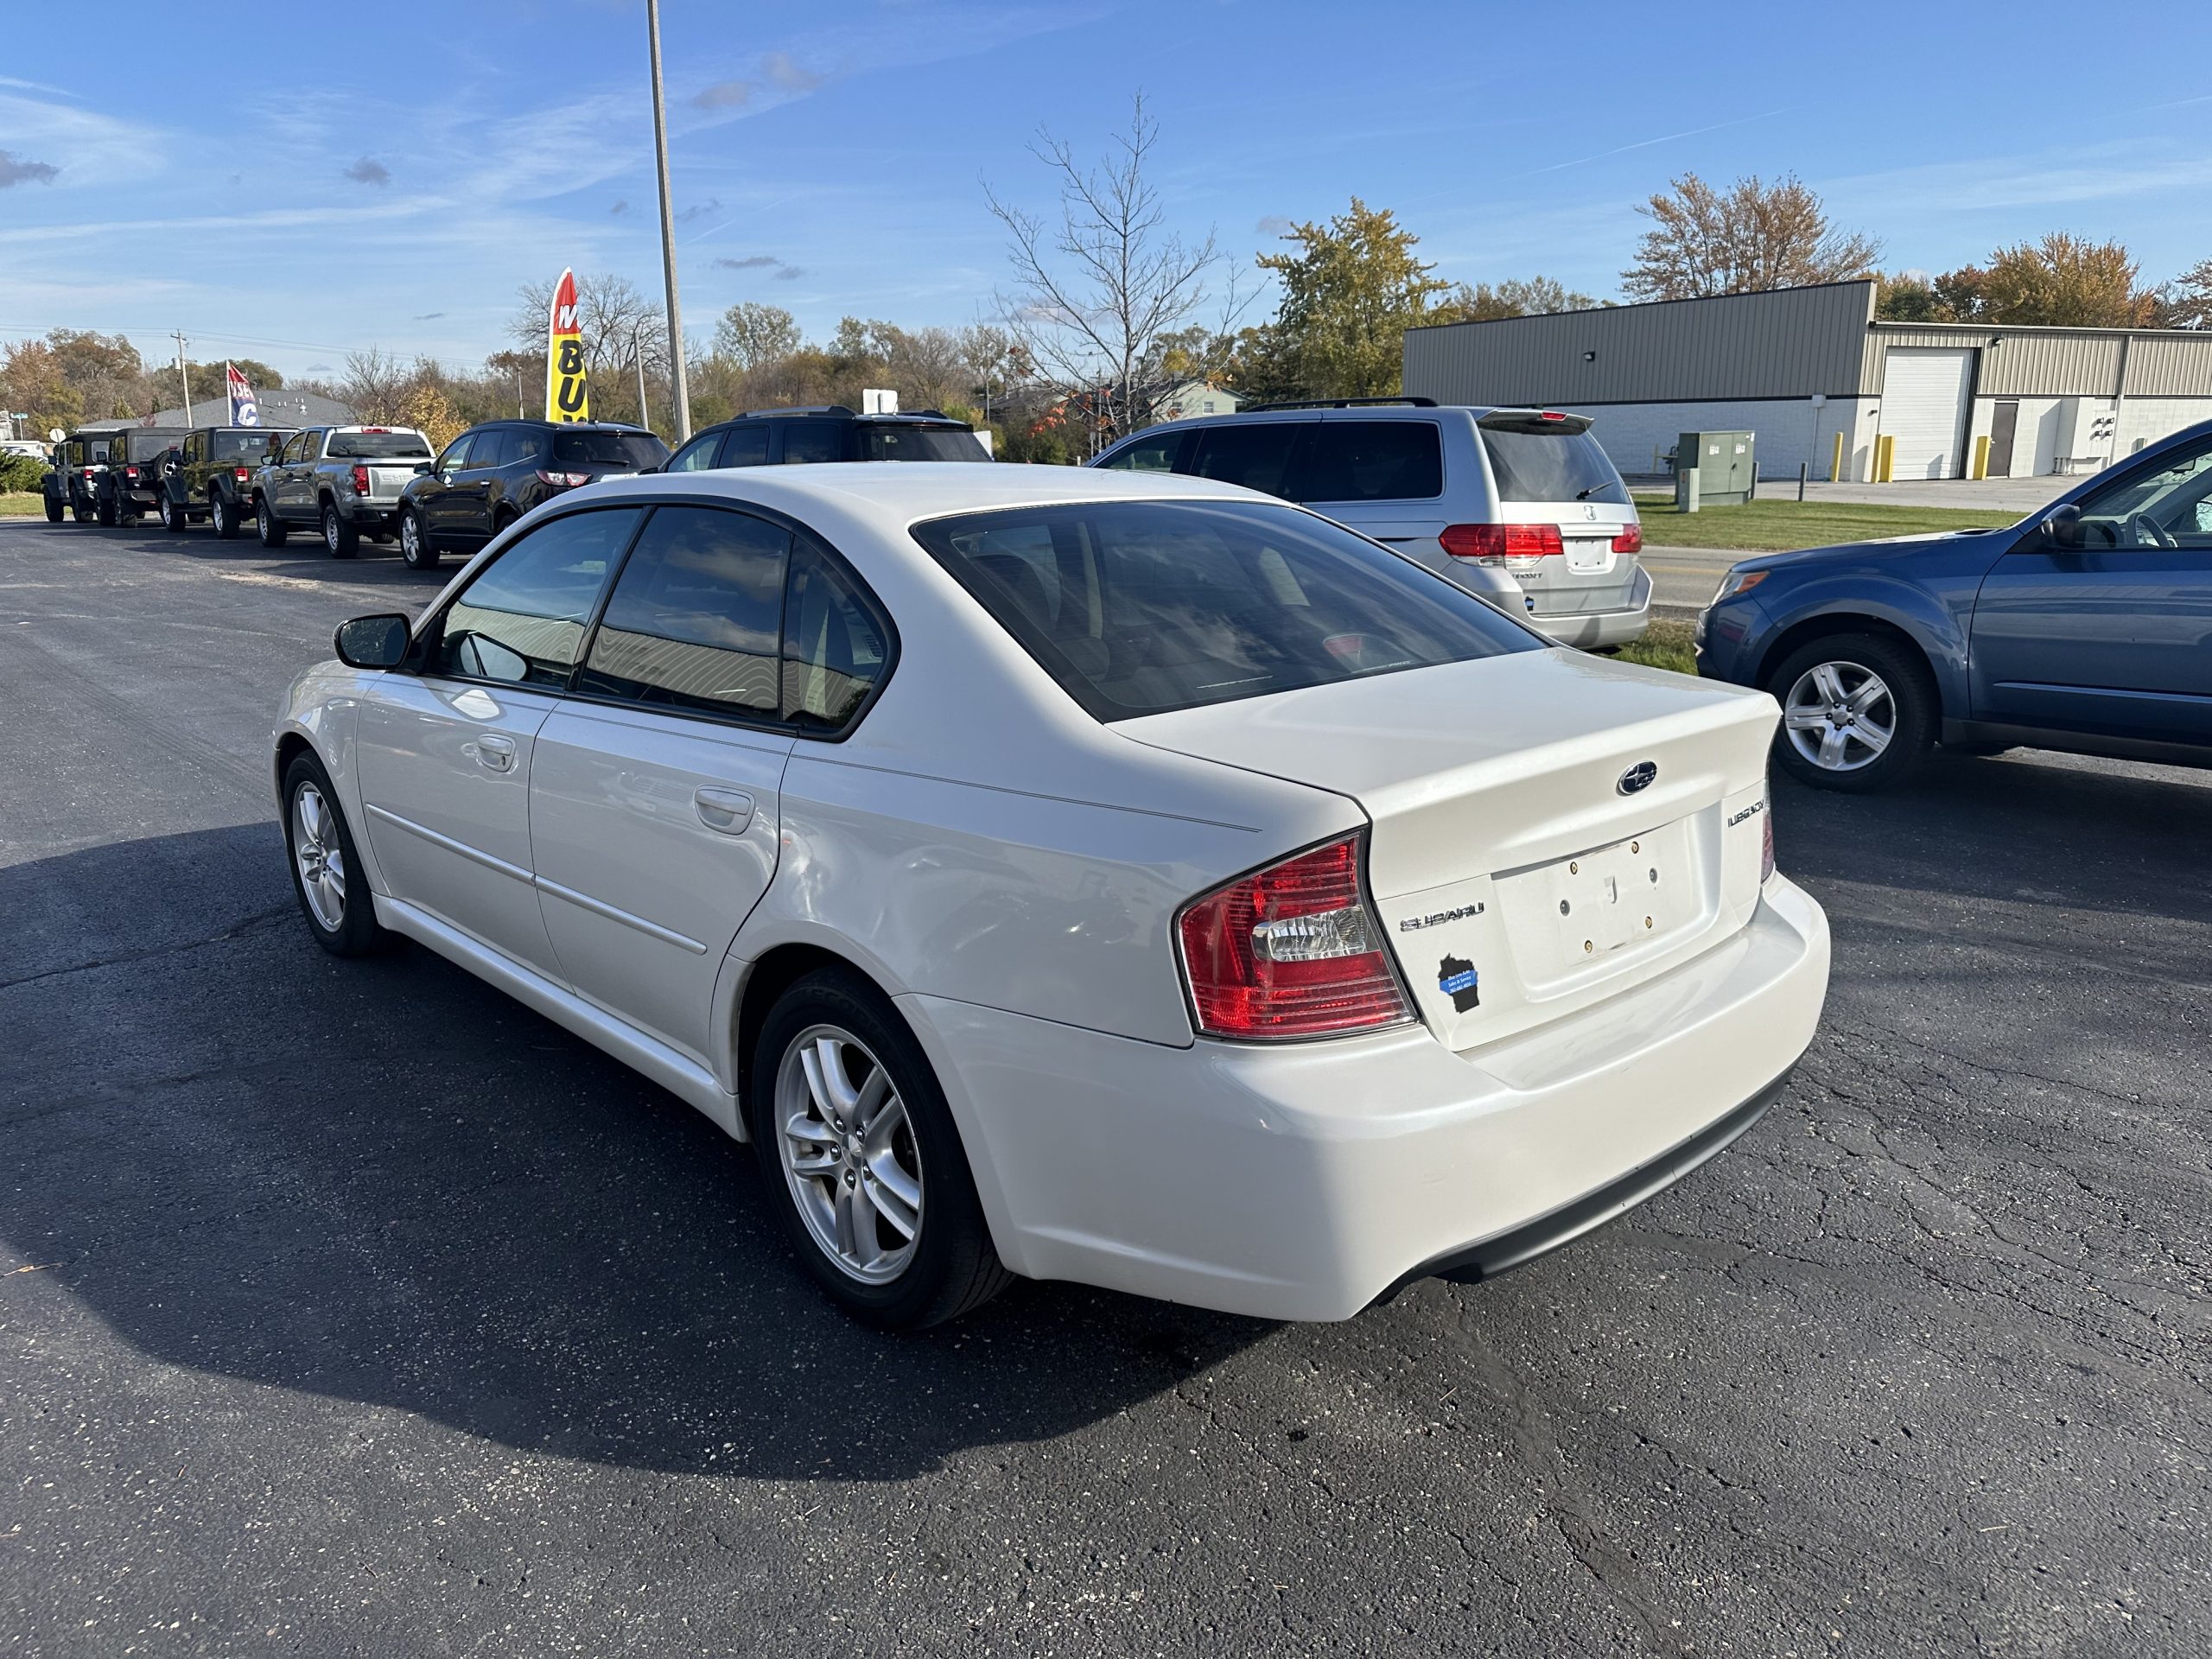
[0,905,293,994]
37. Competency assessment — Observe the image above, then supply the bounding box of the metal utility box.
[1677,429,1756,505]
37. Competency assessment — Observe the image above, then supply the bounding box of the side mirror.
[334,613,411,671]
[2042,502,2083,550]
[637,464,662,475]
[413,461,434,474]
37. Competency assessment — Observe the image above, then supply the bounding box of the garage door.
[1882,347,1976,480]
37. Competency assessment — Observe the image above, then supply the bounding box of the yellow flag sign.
[545,268,589,423]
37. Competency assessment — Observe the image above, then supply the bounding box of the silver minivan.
[1090,398,1649,648]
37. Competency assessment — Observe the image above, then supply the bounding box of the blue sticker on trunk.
[1437,957,1480,1013]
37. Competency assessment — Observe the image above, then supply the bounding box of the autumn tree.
[0,329,151,431]
[985,95,1228,445]
[1874,271,1948,321]
[1435,275,1599,323]
[1947,233,2158,327]
[1254,199,1450,398]
[1623,173,1881,302]
[2161,257,2212,329]
[713,302,801,370]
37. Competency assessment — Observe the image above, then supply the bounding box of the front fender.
[1745,575,1972,715]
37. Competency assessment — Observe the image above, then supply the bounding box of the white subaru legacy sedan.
[275,465,1829,1328]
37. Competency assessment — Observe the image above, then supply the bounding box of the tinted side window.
[432,507,641,687]
[665,432,724,473]
[576,506,786,716]
[435,434,474,472]
[780,423,844,465]
[1296,422,1443,502]
[1189,423,1305,498]
[476,429,518,468]
[1098,429,1190,474]
[784,537,890,732]
[722,425,769,467]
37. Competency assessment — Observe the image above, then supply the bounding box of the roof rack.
[1242,396,1440,413]
[744,404,859,418]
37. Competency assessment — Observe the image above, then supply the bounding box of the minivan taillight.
[1611,522,1643,555]
[1440,523,1563,567]
[1177,835,1412,1039]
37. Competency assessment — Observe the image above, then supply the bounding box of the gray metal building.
[1402,279,2212,483]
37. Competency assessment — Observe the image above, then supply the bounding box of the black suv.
[42,431,114,523]
[158,425,294,536]
[94,429,192,524]
[396,420,669,569]
[661,405,990,473]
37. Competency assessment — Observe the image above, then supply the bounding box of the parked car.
[86,428,188,524]
[395,420,669,569]
[1697,418,2212,791]
[275,464,1828,1328]
[250,425,434,555]
[159,424,295,536]
[661,405,991,474]
[1089,398,1650,648]
[41,431,113,524]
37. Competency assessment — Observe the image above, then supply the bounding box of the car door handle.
[694,786,754,834]
[474,734,517,772]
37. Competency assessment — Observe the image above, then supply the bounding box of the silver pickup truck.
[251,425,434,557]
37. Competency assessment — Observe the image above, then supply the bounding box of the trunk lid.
[362,462,420,500]
[1117,651,1777,1050]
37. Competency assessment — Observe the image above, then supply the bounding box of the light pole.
[170,332,194,425]
[633,322,652,430]
[645,0,690,442]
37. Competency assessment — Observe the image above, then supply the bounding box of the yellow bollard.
[1875,434,1895,483]
[1830,429,1845,483]
[1972,435,1990,480]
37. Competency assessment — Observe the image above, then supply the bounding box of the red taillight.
[1538,410,1567,422]
[536,469,590,487]
[1440,523,1564,566]
[1611,522,1643,555]
[82,467,94,477]
[233,466,251,480]
[350,463,372,494]
[124,466,138,478]
[1177,835,1412,1040]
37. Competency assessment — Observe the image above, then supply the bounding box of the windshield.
[1480,425,1630,506]
[551,429,669,470]
[912,499,1541,721]
[861,424,988,462]
[327,429,432,460]
[213,430,287,462]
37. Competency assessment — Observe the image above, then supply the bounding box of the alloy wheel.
[774,1024,924,1283]
[290,782,347,931]
[325,509,341,553]
[401,513,423,563]
[1783,659,1895,773]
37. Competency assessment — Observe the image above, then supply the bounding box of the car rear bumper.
[900,874,1829,1321]
[1529,566,1652,648]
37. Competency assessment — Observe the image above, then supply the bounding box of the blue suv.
[1697,420,2212,791]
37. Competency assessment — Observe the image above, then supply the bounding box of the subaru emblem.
[1618,760,1657,795]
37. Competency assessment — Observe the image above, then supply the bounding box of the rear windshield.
[912,499,1540,721]
[860,424,988,462]
[1479,425,1629,506]
[327,429,432,460]
[551,429,670,470]
[119,432,180,461]
[213,430,287,462]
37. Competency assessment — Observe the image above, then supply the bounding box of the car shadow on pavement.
[0,824,1272,1484]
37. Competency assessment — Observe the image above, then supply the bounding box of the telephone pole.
[170,332,194,426]
[645,0,690,442]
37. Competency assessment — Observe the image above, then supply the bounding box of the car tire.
[96,493,117,526]
[281,753,385,958]
[321,501,359,559]
[749,969,1011,1331]
[159,493,184,533]
[1764,632,1934,793]
[213,493,244,540]
[45,496,64,524]
[399,508,438,570]
[255,497,288,547]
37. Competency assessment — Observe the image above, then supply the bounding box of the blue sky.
[4,0,2209,383]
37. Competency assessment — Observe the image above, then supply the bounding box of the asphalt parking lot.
[3,518,2208,1658]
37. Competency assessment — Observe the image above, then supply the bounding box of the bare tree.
[984,95,1229,448]
[1623,173,1881,302]
[712,302,802,371]
[509,273,671,393]
[339,348,415,424]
